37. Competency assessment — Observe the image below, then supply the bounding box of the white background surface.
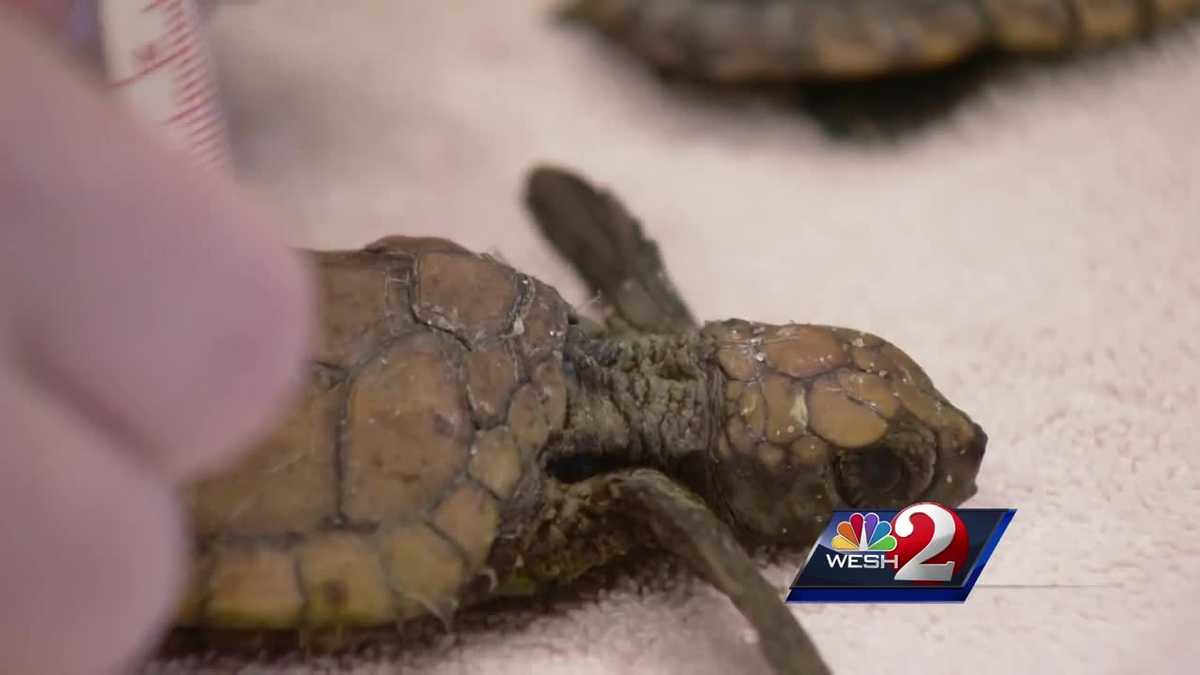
[158,2,1200,673]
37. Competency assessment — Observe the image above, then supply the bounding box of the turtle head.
[700,320,987,545]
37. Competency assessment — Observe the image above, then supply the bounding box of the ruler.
[99,0,230,168]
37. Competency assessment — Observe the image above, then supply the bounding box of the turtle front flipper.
[524,165,697,335]
[608,468,830,675]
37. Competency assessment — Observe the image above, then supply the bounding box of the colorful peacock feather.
[830,512,897,551]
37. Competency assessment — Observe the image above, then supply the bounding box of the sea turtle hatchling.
[561,0,1200,82]
[173,166,989,675]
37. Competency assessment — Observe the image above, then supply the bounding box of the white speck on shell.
[790,395,808,428]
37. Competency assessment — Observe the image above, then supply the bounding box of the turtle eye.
[857,449,905,496]
[834,430,935,509]
[835,447,909,508]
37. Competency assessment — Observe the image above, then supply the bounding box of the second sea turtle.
[562,0,1200,82]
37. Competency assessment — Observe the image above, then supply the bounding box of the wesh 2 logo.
[788,502,1013,603]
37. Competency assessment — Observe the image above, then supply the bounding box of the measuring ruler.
[99,0,230,169]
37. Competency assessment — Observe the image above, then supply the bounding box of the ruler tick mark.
[176,76,206,95]
[109,42,194,86]
[188,126,225,147]
[164,92,217,124]
[184,113,224,136]
[174,85,214,107]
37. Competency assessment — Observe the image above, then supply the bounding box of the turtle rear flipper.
[524,166,698,335]
[554,468,831,675]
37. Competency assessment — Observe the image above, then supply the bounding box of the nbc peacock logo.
[831,512,897,552]
[825,511,900,571]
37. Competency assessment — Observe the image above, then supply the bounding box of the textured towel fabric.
[151,2,1200,674]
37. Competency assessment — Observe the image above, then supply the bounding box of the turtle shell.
[178,237,570,629]
[567,0,1200,81]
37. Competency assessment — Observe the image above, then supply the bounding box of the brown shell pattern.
[182,237,569,629]
[704,319,973,476]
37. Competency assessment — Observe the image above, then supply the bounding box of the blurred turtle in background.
[559,1,1199,137]
[562,0,1199,82]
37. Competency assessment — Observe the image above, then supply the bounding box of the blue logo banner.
[786,503,1015,603]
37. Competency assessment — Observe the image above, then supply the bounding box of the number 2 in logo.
[892,502,969,584]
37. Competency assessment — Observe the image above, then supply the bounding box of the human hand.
[0,2,313,673]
